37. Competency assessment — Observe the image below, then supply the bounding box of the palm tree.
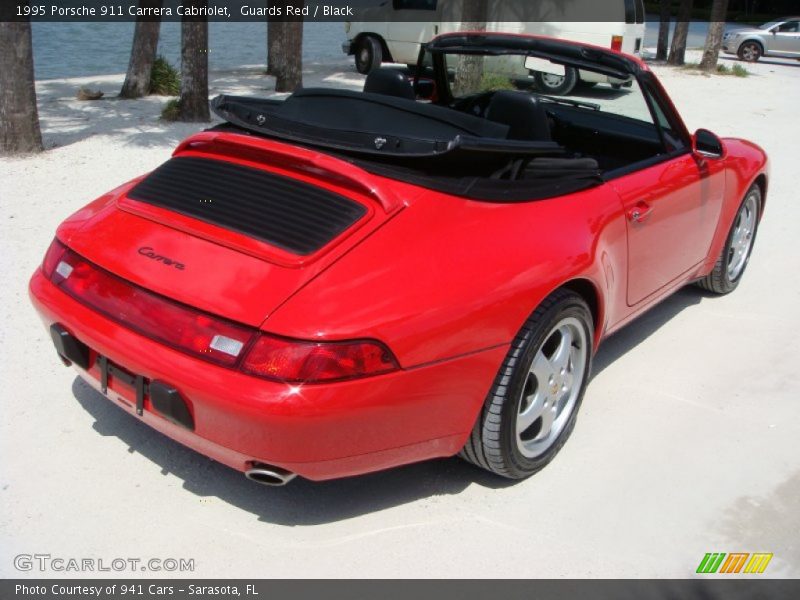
[656,0,672,61]
[177,0,209,121]
[0,19,43,154]
[267,6,279,76]
[120,1,163,98]
[453,0,488,97]
[268,4,303,92]
[668,0,694,65]
[699,0,731,71]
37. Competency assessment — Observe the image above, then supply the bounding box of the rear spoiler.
[174,130,405,215]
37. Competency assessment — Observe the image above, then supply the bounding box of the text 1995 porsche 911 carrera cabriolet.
[29,33,768,485]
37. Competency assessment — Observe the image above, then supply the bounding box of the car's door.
[607,79,726,306]
[770,20,800,55]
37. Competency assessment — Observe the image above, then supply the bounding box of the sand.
[1,50,799,578]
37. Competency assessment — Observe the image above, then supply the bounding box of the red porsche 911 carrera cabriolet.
[29,33,767,486]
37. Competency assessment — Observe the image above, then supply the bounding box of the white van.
[343,0,646,95]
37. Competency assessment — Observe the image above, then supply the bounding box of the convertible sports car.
[29,33,767,486]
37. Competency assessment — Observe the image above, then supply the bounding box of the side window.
[392,0,437,10]
[777,21,798,33]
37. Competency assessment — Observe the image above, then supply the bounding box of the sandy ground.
[1,51,799,578]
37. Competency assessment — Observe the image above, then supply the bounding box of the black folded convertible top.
[209,90,603,202]
[211,92,563,160]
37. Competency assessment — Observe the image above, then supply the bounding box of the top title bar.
[2,1,640,23]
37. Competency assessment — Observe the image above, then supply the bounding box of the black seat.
[363,68,416,100]
[485,91,552,141]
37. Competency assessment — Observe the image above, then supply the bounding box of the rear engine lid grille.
[128,156,367,255]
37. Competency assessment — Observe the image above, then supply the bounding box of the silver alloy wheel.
[727,192,758,280]
[541,73,565,88]
[741,43,761,61]
[516,317,588,458]
[359,47,369,64]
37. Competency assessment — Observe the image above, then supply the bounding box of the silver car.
[723,17,800,61]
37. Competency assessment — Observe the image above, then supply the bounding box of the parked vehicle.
[30,33,767,485]
[343,0,646,94]
[723,17,800,61]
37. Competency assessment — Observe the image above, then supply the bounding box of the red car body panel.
[28,35,769,481]
[30,270,508,479]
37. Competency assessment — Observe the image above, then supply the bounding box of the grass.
[479,73,517,93]
[149,56,180,96]
[160,98,182,121]
[680,61,749,77]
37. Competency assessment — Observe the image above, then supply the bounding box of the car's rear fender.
[262,178,628,367]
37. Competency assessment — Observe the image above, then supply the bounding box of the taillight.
[611,35,623,52]
[42,238,67,279]
[241,334,399,383]
[49,248,253,367]
[44,247,400,382]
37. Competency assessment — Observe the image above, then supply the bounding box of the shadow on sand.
[592,286,705,377]
[35,64,365,151]
[72,377,513,526]
[36,93,198,150]
[719,55,800,69]
[72,286,707,524]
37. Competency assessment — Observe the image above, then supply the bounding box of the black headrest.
[364,68,416,100]
[485,91,552,142]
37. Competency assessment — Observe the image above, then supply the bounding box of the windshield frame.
[414,38,692,166]
[759,20,784,30]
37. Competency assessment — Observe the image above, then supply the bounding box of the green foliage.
[149,56,180,96]
[160,98,182,121]
[730,64,749,77]
[680,62,749,77]
[479,73,516,93]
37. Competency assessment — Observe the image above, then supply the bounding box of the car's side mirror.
[693,128,724,159]
[415,79,436,100]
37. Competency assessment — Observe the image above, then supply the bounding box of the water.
[32,17,723,81]
[31,21,349,80]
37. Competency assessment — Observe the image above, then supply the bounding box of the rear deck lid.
[63,133,408,327]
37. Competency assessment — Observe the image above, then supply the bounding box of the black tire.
[355,36,382,74]
[460,289,593,479]
[533,66,578,96]
[737,41,763,62]
[696,184,761,295]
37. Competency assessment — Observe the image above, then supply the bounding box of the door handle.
[628,202,653,223]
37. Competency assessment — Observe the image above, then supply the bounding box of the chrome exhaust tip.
[244,463,297,486]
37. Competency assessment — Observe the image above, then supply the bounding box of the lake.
[31,17,722,80]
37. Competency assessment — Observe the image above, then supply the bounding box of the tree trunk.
[120,1,162,98]
[270,6,303,93]
[656,0,671,61]
[667,0,694,65]
[0,19,43,155]
[267,14,279,75]
[178,1,209,122]
[453,0,488,97]
[699,0,730,70]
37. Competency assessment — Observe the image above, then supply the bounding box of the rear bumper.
[29,269,506,480]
